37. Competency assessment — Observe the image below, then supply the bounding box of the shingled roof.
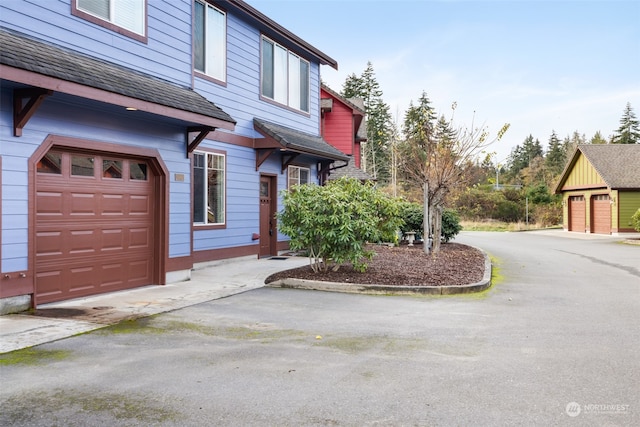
[327,157,373,182]
[555,144,640,192]
[254,118,349,161]
[0,29,235,127]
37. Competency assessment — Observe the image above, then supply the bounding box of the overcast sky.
[246,0,640,162]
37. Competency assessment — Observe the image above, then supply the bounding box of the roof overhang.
[253,118,349,161]
[2,65,235,131]
[223,0,338,70]
[1,29,236,134]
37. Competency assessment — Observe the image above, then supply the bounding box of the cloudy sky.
[246,0,640,161]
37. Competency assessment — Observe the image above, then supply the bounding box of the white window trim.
[288,165,311,187]
[193,151,226,226]
[194,0,227,82]
[75,0,146,37]
[261,36,310,113]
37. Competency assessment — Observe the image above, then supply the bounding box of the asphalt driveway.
[1,231,638,426]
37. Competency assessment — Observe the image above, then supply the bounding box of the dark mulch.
[265,243,486,287]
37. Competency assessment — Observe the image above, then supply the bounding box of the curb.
[267,246,492,296]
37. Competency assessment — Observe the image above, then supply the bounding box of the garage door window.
[71,155,95,177]
[103,159,123,179]
[37,152,62,174]
[130,162,148,180]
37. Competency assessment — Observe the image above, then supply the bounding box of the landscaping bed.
[265,243,485,287]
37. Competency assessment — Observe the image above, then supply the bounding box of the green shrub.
[632,208,640,232]
[526,184,553,204]
[441,209,462,242]
[496,200,523,222]
[398,201,423,234]
[277,177,403,273]
[531,203,562,227]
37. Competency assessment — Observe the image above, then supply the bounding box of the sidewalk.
[0,255,309,354]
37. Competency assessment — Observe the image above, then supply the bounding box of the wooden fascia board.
[227,0,338,70]
[13,88,52,136]
[1,65,235,131]
[253,134,283,149]
[559,183,609,192]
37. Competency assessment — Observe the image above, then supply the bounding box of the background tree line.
[337,63,640,234]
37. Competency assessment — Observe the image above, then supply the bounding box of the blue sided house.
[0,0,348,312]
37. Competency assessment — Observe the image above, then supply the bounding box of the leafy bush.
[496,200,524,222]
[277,177,403,273]
[441,209,462,242]
[632,208,640,232]
[398,201,423,234]
[526,184,553,204]
[531,203,562,227]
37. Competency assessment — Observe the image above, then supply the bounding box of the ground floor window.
[193,151,225,225]
[288,165,310,187]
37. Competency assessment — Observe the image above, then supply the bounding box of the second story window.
[194,0,226,82]
[261,37,310,113]
[75,0,145,37]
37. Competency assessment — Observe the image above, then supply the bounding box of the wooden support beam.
[13,88,53,137]
[281,153,299,172]
[255,148,275,171]
[186,126,214,157]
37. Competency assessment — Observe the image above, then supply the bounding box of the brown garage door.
[591,194,611,234]
[569,196,585,232]
[35,150,155,304]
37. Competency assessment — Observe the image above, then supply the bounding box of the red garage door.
[569,196,585,232]
[35,150,156,304]
[591,194,611,234]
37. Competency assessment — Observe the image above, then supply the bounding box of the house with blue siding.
[0,0,348,312]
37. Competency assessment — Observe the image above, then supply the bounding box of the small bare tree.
[399,94,509,254]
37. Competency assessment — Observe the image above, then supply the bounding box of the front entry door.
[259,175,277,257]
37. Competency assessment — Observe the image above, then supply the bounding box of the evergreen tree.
[341,62,393,181]
[545,130,566,176]
[589,131,607,144]
[506,134,543,179]
[434,115,457,148]
[612,102,640,144]
[562,131,586,156]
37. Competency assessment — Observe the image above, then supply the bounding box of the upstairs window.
[194,0,226,82]
[74,0,146,38]
[193,151,226,226]
[288,166,310,188]
[261,37,310,112]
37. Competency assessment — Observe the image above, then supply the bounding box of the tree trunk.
[432,204,443,254]
[423,181,430,254]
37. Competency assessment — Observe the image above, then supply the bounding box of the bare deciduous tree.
[399,94,509,253]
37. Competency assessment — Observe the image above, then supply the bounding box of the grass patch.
[490,256,505,287]
[461,220,561,232]
[99,317,306,343]
[0,348,73,366]
[98,316,165,335]
[1,389,178,424]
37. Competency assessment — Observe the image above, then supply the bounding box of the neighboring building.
[0,0,348,312]
[554,144,640,234]
[320,84,372,182]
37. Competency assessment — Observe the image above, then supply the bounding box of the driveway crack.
[555,250,640,278]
